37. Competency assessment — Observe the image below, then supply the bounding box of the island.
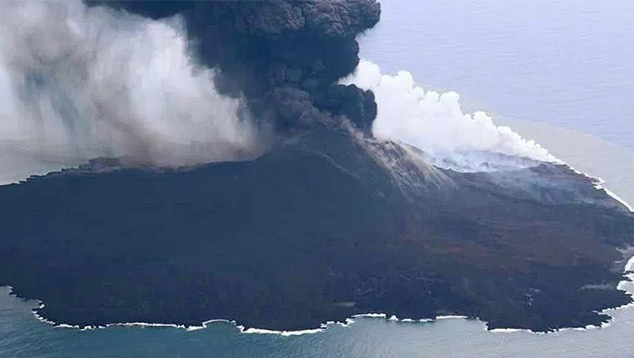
[1,129,633,333]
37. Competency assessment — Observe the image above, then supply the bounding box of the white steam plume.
[342,60,559,172]
[0,1,265,184]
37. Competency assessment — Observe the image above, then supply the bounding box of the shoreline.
[12,250,634,338]
[3,155,634,338]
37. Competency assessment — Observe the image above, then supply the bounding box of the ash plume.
[91,0,381,132]
[0,0,381,185]
[0,1,268,184]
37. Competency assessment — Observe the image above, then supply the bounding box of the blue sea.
[2,0,634,356]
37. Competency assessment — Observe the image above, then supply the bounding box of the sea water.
[2,0,634,356]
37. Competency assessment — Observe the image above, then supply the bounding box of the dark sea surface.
[2,0,634,356]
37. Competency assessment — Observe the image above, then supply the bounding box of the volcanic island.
[1,0,633,334]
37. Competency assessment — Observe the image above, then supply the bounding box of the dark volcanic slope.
[1,130,634,332]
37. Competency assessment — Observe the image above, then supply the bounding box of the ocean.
[2,0,634,356]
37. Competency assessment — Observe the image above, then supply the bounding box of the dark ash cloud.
[90,0,381,133]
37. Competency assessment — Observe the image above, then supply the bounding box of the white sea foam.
[241,327,325,336]
[435,315,469,320]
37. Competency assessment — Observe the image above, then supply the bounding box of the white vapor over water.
[0,1,264,184]
[343,60,559,172]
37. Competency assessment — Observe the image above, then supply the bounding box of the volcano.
[1,128,633,333]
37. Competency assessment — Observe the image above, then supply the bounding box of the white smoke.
[0,1,265,184]
[342,60,559,172]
